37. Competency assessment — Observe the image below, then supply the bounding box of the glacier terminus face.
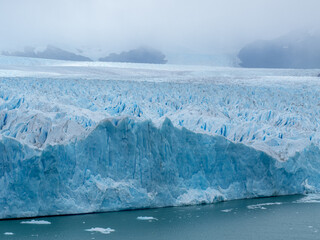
[1,56,320,219]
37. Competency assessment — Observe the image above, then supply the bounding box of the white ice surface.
[1,56,320,161]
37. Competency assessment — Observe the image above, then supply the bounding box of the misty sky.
[0,0,320,55]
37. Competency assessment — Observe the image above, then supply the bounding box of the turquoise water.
[1,194,320,240]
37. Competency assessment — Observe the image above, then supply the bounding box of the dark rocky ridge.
[2,45,92,62]
[99,47,167,64]
[238,30,320,69]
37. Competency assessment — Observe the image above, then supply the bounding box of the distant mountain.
[238,30,320,69]
[99,47,167,64]
[2,45,92,62]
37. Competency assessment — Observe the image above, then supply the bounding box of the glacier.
[1,55,320,219]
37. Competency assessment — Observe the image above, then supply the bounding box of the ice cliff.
[0,56,320,218]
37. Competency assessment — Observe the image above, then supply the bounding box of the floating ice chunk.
[221,209,233,212]
[20,220,51,224]
[247,202,282,210]
[4,232,14,235]
[137,216,158,221]
[85,227,115,234]
[294,194,320,204]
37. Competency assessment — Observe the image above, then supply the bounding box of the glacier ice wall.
[1,56,320,219]
[0,117,318,219]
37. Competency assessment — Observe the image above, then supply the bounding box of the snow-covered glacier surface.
[1,56,320,219]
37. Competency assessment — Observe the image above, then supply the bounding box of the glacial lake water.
[1,194,320,240]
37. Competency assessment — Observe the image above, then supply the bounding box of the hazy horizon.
[1,0,320,57]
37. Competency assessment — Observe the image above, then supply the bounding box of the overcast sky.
[0,0,319,54]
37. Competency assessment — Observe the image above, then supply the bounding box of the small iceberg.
[137,216,158,221]
[85,227,115,234]
[294,194,320,204]
[221,209,233,213]
[247,202,282,210]
[20,220,51,225]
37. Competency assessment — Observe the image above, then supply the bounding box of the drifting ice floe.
[85,227,115,234]
[294,194,320,204]
[137,216,158,221]
[221,209,233,213]
[247,202,282,210]
[20,220,51,225]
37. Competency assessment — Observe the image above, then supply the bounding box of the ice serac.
[0,117,317,219]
